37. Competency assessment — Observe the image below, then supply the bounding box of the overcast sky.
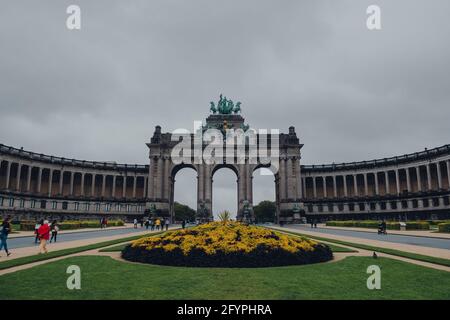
[1,1,449,217]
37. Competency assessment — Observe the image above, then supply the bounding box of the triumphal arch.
[146,95,304,222]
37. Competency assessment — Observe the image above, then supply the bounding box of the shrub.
[428,220,450,226]
[122,222,333,267]
[405,222,429,230]
[326,220,430,230]
[19,219,124,231]
[438,223,450,233]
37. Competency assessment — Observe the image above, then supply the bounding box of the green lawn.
[0,255,449,300]
[272,228,450,267]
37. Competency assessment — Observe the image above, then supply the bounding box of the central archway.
[212,164,239,220]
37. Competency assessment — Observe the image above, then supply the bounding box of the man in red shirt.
[38,220,50,254]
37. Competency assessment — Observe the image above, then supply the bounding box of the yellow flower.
[130,221,321,256]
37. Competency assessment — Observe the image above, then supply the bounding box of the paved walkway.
[6,225,172,250]
[317,224,450,239]
[271,225,450,260]
[0,226,177,262]
[8,223,135,238]
[282,224,450,250]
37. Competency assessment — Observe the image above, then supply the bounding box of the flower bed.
[122,222,333,267]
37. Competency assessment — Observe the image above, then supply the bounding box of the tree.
[174,202,196,222]
[253,200,276,223]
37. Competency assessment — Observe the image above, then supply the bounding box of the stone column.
[205,165,212,201]
[197,167,203,205]
[157,158,163,199]
[312,176,317,198]
[447,160,450,190]
[363,173,368,196]
[296,159,302,199]
[147,158,154,199]
[48,169,53,197]
[101,175,106,197]
[112,175,117,198]
[353,174,358,196]
[406,168,411,192]
[333,175,337,198]
[133,176,137,198]
[436,163,442,189]
[80,173,85,196]
[322,177,327,198]
[286,158,293,199]
[246,166,253,204]
[416,166,422,191]
[59,171,64,195]
[164,158,171,200]
[27,166,32,192]
[204,165,212,214]
[69,171,74,195]
[385,171,390,194]
[426,164,432,190]
[395,170,400,194]
[37,167,42,193]
[279,158,287,200]
[5,162,11,189]
[343,175,348,197]
[122,176,127,198]
[16,163,22,190]
[91,174,96,196]
[374,172,379,195]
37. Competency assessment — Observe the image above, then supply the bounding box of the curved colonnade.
[1,143,449,221]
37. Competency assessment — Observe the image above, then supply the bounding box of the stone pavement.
[0,226,176,262]
[316,224,450,239]
[271,225,450,260]
[9,223,135,238]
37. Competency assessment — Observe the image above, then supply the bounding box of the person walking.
[150,219,155,231]
[133,218,138,229]
[144,219,149,230]
[37,220,50,254]
[0,216,12,257]
[50,220,59,243]
[160,218,165,231]
[155,218,161,231]
[34,220,41,244]
[164,218,169,231]
[181,220,186,229]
